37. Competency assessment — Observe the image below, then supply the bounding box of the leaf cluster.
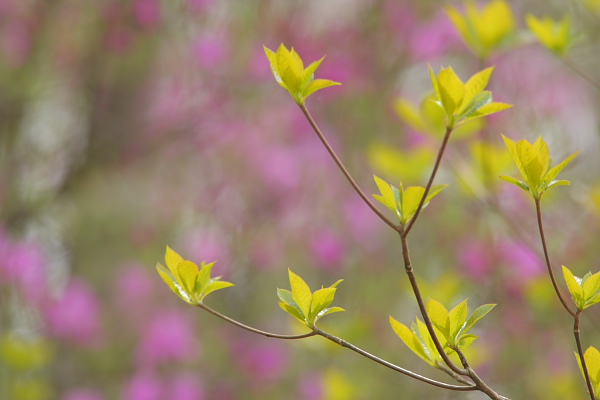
[526,14,574,57]
[500,135,580,200]
[277,269,344,328]
[156,246,234,305]
[562,266,600,311]
[390,299,495,365]
[264,44,340,105]
[372,175,446,226]
[428,65,512,129]
[446,0,515,59]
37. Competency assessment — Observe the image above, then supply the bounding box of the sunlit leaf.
[426,299,451,340]
[288,269,313,319]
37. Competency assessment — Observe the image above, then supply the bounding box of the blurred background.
[1,0,600,399]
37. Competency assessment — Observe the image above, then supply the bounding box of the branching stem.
[402,126,453,238]
[534,199,576,317]
[312,326,477,391]
[299,104,401,232]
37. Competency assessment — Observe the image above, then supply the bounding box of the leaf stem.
[534,199,577,317]
[312,326,477,391]
[402,126,453,238]
[198,303,317,339]
[574,310,596,400]
[298,104,400,232]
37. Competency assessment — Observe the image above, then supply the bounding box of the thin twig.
[312,326,477,391]
[574,311,596,400]
[198,303,317,339]
[298,104,400,232]
[561,57,600,90]
[455,348,511,400]
[399,232,467,376]
[402,126,453,237]
[534,199,577,317]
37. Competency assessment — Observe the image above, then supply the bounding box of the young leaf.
[449,299,469,343]
[279,302,305,323]
[563,265,584,308]
[311,287,337,320]
[426,299,451,340]
[288,269,313,319]
[202,280,235,300]
[316,307,345,321]
[462,304,496,335]
[165,246,185,274]
[390,317,437,367]
[372,175,397,212]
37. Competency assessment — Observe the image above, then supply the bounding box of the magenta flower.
[135,309,199,367]
[457,239,493,281]
[168,373,205,400]
[121,371,164,400]
[44,279,102,346]
[234,340,288,386]
[133,0,161,29]
[309,229,345,271]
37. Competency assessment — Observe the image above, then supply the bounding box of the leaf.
[165,246,185,274]
[289,269,313,319]
[463,102,512,121]
[201,280,235,300]
[279,302,305,323]
[543,151,580,185]
[316,307,345,320]
[424,184,448,205]
[458,67,494,115]
[196,261,214,294]
[462,304,496,336]
[428,64,441,102]
[156,262,184,299]
[562,265,583,307]
[499,175,529,191]
[176,261,199,298]
[426,299,450,340]
[311,287,337,320]
[302,79,341,101]
[449,299,469,342]
[546,179,570,189]
[502,135,528,182]
[401,186,426,224]
[329,279,344,289]
[393,98,428,132]
[457,333,478,350]
[415,318,443,361]
[372,175,397,212]
[457,91,492,121]
[390,317,435,366]
[301,56,325,87]
[277,288,296,306]
[437,67,465,118]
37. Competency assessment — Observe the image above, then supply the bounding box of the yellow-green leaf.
[437,67,465,118]
[459,67,494,115]
[426,299,450,339]
[165,246,185,274]
[288,269,313,319]
[372,175,397,212]
[449,299,469,340]
[176,261,199,299]
[563,265,583,307]
[302,79,341,101]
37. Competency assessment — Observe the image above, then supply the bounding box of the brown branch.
[534,199,577,317]
[402,126,453,238]
[574,311,597,400]
[312,326,477,391]
[198,303,317,339]
[298,104,401,232]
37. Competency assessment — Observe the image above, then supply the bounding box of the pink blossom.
[121,371,164,400]
[409,13,461,59]
[61,389,104,400]
[133,0,161,29]
[44,279,102,346]
[1,18,31,67]
[168,373,205,400]
[457,239,493,281]
[234,340,288,385]
[135,309,199,367]
[114,263,156,314]
[192,34,228,70]
[299,373,323,400]
[309,229,345,271]
[500,240,544,280]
